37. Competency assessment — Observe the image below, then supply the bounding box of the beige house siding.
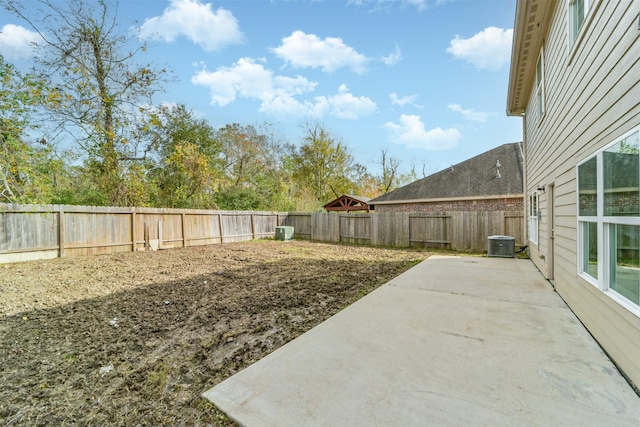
[517,0,640,386]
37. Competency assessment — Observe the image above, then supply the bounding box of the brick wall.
[374,197,523,213]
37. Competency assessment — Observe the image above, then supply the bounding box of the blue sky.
[0,0,521,177]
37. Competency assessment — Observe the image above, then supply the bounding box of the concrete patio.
[203,256,640,426]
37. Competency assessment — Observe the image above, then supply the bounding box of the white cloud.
[446,26,513,71]
[383,114,460,150]
[405,0,428,11]
[192,58,292,106]
[381,44,402,66]
[389,92,421,108]
[448,104,492,122]
[271,31,368,74]
[0,24,39,61]
[139,0,243,52]
[317,84,377,119]
[192,58,376,120]
[347,0,428,12]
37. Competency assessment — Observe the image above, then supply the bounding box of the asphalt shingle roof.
[371,142,523,203]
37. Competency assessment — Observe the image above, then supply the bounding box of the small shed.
[323,195,372,213]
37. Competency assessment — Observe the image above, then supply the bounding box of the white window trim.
[529,191,539,245]
[567,0,600,65]
[576,124,640,317]
[577,221,599,286]
[568,0,590,47]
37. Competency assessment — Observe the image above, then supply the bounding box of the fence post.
[144,223,150,251]
[218,213,224,243]
[251,213,256,239]
[131,209,136,252]
[181,213,187,247]
[370,213,377,246]
[58,207,65,258]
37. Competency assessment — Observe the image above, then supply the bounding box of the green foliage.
[215,123,296,211]
[352,165,380,199]
[291,123,358,204]
[146,104,222,209]
[214,186,264,210]
[218,124,269,187]
[4,0,168,206]
[0,53,70,203]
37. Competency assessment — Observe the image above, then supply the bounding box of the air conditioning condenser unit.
[275,226,294,241]
[487,235,515,258]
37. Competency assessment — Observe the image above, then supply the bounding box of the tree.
[291,123,357,205]
[216,123,293,210]
[352,164,379,199]
[0,53,69,203]
[377,148,401,194]
[217,124,270,188]
[254,123,297,211]
[215,123,295,211]
[374,148,419,195]
[146,104,223,209]
[3,0,168,206]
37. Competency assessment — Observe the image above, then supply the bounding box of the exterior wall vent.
[487,235,515,258]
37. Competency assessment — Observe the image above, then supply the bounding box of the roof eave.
[506,0,557,116]
[507,0,527,116]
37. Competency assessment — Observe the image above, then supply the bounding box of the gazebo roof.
[323,194,372,212]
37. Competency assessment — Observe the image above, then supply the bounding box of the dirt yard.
[0,240,430,426]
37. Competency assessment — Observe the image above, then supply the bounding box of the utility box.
[487,235,515,258]
[275,226,294,241]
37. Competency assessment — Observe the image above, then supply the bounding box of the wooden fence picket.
[0,203,524,263]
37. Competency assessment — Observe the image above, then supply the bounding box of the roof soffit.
[507,0,556,115]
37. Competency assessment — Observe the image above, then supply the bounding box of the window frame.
[577,125,640,316]
[529,191,539,245]
[569,0,589,45]
[567,0,600,64]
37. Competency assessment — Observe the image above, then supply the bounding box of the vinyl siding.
[523,0,640,386]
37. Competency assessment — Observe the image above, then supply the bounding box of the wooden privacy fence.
[282,211,524,252]
[0,204,524,263]
[0,204,286,263]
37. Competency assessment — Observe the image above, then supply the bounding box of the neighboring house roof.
[506,0,555,115]
[370,142,523,205]
[324,194,372,212]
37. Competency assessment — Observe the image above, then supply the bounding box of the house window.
[535,48,545,119]
[577,126,640,311]
[578,156,598,279]
[529,191,539,244]
[609,224,640,305]
[581,221,598,279]
[569,0,590,46]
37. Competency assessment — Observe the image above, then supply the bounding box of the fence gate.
[409,215,452,249]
